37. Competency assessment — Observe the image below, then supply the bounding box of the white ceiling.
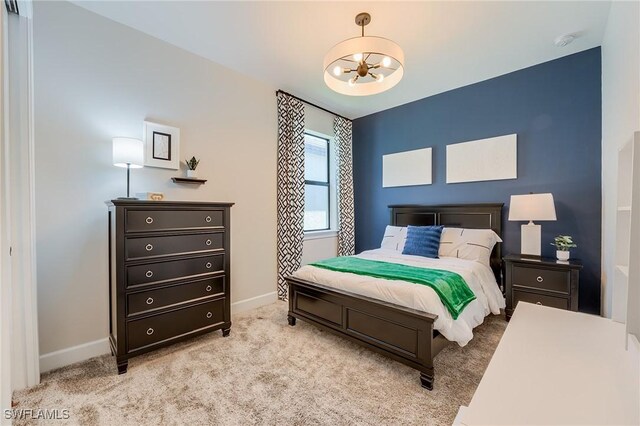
[71,1,612,119]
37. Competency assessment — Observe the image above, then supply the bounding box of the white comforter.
[293,249,505,346]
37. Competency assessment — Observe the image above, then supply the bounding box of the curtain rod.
[276,90,350,122]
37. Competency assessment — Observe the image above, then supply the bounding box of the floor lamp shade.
[113,137,144,168]
[509,193,557,256]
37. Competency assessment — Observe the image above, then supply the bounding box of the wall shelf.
[171,177,207,185]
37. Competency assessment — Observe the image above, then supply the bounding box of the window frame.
[303,132,331,232]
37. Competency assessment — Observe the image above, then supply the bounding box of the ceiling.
[71,1,612,119]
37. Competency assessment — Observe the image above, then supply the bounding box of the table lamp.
[508,193,557,256]
[113,137,144,199]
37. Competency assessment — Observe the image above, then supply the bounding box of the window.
[304,133,330,231]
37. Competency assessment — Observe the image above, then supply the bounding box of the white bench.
[461,302,640,425]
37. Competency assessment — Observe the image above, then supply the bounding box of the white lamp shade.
[508,193,557,221]
[113,137,144,168]
[323,36,404,96]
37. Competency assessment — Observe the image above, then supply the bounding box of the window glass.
[304,134,328,183]
[304,133,330,231]
[304,184,329,231]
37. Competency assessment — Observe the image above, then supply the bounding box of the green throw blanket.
[310,257,476,320]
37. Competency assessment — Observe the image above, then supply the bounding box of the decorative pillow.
[380,226,407,252]
[438,228,503,266]
[402,225,444,258]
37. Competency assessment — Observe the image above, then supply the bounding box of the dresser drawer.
[125,232,223,261]
[513,289,568,310]
[512,265,570,294]
[126,209,224,233]
[127,276,225,316]
[127,254,224,288]
[127,299,225,352]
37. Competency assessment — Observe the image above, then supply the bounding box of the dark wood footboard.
[287,276,448,390]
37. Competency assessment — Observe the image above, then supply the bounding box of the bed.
[285,203,504,390]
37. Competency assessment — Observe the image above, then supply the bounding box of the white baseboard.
[231,291,277,315]
[39,337,110,373]
[38,292,277,373]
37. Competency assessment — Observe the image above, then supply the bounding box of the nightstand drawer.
[513,289,568,310]
[512,265,570,294]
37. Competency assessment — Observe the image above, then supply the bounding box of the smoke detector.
[554,34,576,47]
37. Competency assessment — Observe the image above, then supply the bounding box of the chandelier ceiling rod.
[356,12,370,38]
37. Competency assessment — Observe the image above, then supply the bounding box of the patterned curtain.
[334,117,355,257]
[276,92,305,300]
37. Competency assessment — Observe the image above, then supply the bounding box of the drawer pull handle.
[206,285,212,292]
[536,302,542,305]
[206,312,213,319]
[145,244,153,252]
[205,239,212,246]
[206,262,212,269]
[205,216,212,223]
[536,276,544,283]
[146,297,154,305]
[145,217,154,224]
[146,328,154,336]
[145,270,153,278]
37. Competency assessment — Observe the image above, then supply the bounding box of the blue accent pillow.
[402,225,444,258]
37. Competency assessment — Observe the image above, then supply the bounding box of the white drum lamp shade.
[509,193,557,256]
[113,137,144,168]
[323,13,404,96]
[323,36,404,96]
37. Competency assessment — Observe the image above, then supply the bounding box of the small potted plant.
[551,235,577,261]
[185,156,200,178]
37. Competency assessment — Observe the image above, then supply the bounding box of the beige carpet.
[13,302,506,425]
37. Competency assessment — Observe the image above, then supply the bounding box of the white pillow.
[438,228,503,266]
[380,225,407,252]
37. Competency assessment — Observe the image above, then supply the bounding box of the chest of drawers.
[107,200,233,374]
[504,254,582,321]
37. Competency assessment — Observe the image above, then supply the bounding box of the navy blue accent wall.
[353,48,602,314]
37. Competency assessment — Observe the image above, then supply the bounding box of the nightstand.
[504,254,582,320]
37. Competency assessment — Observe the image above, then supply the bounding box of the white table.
[462,302,640,425]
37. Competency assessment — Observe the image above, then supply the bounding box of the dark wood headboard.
[389,203,504,280]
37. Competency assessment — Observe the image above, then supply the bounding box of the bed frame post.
[420,371,434,390]
[287,285,296,325]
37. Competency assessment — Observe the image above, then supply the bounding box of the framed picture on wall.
[143,121,180,169]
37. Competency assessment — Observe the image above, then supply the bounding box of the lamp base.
[521,222,541,256]
[117,196,139,200]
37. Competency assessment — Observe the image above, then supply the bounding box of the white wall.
[302,105,338,264]
[601,1,640,317]
[33,1,277,364]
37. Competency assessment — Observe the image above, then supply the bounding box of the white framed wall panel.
[446,134,517,184]
[382,147,432,188]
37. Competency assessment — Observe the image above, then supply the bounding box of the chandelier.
[323,12,404,96]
